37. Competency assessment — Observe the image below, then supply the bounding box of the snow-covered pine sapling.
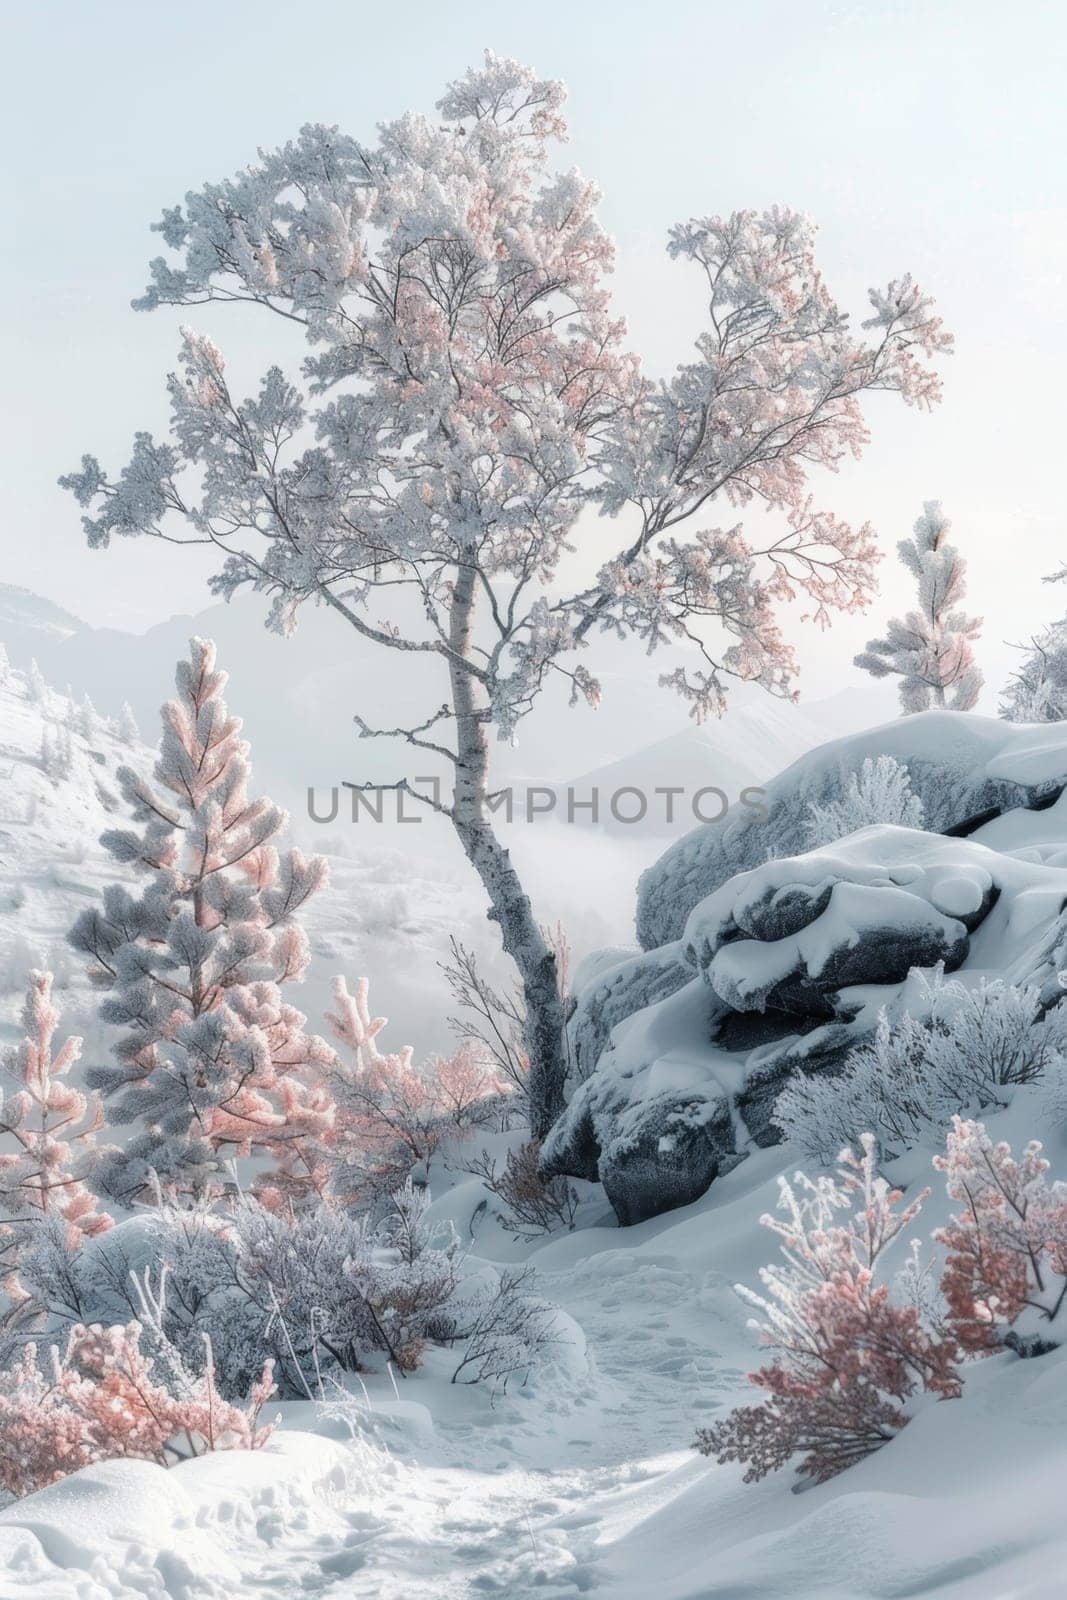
[39,723,73,783]
[75,694,97,740]
[855,501,983,712]
[0,643,9,687]
[0,1315,275,1500]
[67,637,334,1202]
[935,1117,1067,1358]
[117,701,140,745]
[26,659,47,707]
[61,53,952,1139]
[805,754,924,847]
[695,1135,959,1486]
[0,972,112,1307]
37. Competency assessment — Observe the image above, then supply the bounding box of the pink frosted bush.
[324,977,508,1199]
[696,1135,959,1485]
[0,971,111,1303]
[936,1116,1067,1354]
[0,1317,275,1499]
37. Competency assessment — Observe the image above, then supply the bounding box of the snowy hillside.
[5,1098,1067,1598]
[0,653,508,1068]
[0,664,154,1061]
[4,682,1067,1596]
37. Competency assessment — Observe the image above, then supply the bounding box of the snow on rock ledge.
[682,827,993,1017]
[637,711,1067,951]
[546,821,1067,1224]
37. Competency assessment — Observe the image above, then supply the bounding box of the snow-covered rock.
[636,710,1067,951]
[682,827,997,1017]
[543,978,742,1225]
[548,739,1067,1223]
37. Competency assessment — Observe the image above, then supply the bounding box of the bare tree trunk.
[447,564,566,1139]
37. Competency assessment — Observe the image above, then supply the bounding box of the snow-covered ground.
[5,1112,1067,1599]
[7,638,1067,1599]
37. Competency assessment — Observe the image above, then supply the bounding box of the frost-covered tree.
[855,502,982,712]
[0,973,111,1306]
[805,754,924,847]
[117,701,141,745]
[26,659,47,707]
[67,638,333,1201]
[1001,617,1067,723]
[60,54,951,1135]
[0,643,9,687]
[695,1135,959,1485]
[75,694,98,740]
[40,723,73,783]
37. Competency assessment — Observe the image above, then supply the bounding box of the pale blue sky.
[4,0,1066,695]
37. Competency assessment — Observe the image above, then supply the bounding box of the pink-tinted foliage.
[324,977,509,1199]
[60,58,952,1137]
[0,972,111,1303]
[856,502,983,713]
[0,1318,275,1499]
[935,1116,1067,1354]
[68,639,336,1201]
[696,1135,959,1485]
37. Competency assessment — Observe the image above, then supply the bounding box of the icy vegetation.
[637,707,1067,949]
[6,50,1067,1596]
[7,629,1067,1595]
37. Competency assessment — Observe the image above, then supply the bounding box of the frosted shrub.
[131,1183,461,1397]
[0,1315,275,1500]
[936,1117,1067,1357]
[352,1180,462,1373]
[450,1266,558,1389]
[441,927,576,1110]
[695,1136,959,1485]
[467,1140,579,1239]
[805,755,924,847]
[325,977,508,1202]
[776,971,1067,1161]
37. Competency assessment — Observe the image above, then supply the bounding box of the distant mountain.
[515,683,900,836]
[0,585,86,660]
[0,581,897,849]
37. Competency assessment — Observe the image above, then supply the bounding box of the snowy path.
[9,1145,1067,1598]
[203,1253,736,1599]
[0,1232,740,1600]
